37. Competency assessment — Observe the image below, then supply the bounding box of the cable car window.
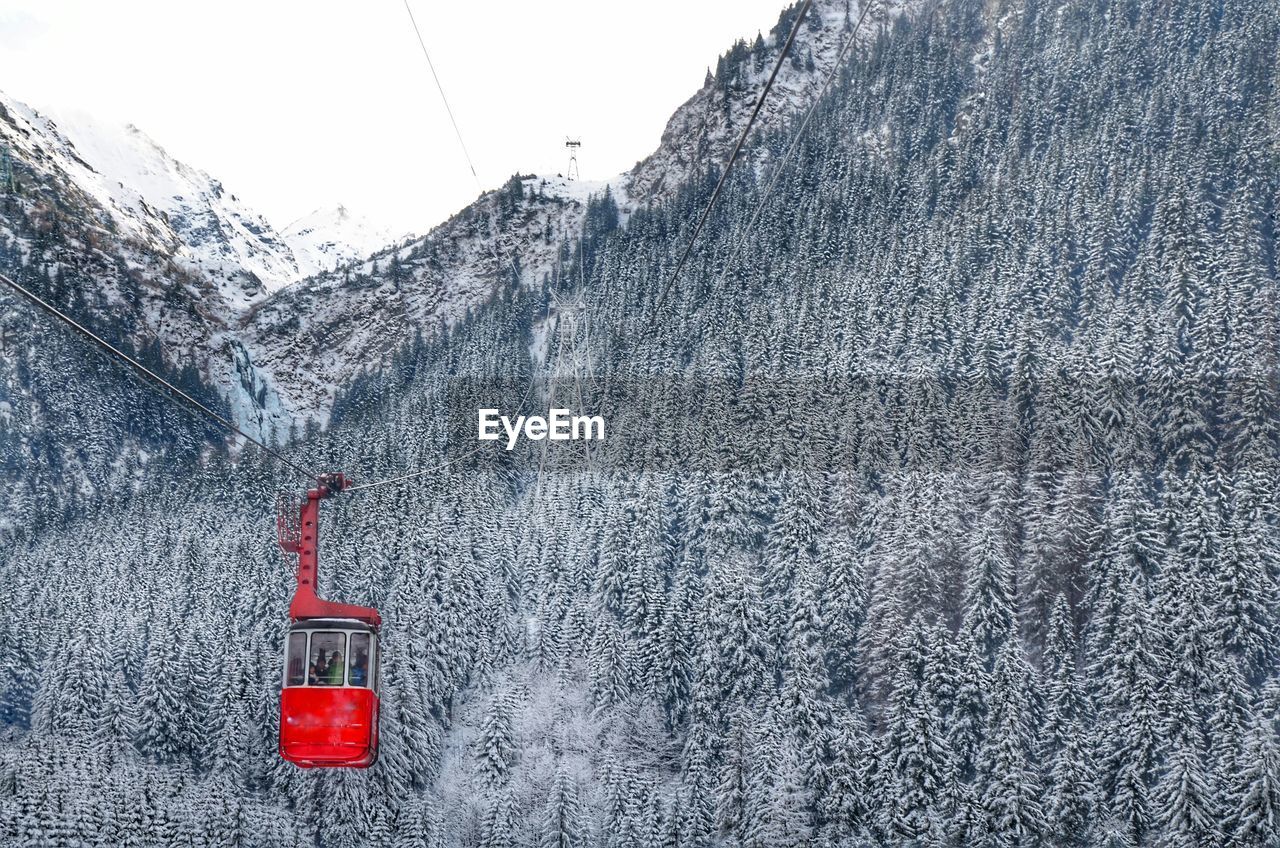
[309,632,347,686]
[349,633,371,688]
[285,633,307,687]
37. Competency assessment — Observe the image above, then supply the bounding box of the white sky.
[0,0,791,236]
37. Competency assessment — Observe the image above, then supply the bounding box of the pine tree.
[820,705,876,842]
[0,616,37,728]
[878,620,955,846]
[962,512,1016,667]
[133,615,195,764]
[741,718,812,848]
[475,690,518,788]
[976,639,1046,847]
[715,706,753,840]
[477,787,517,848]
[1041,596,1097,847]
[1231,708,1280,847]
[654,558,698,730]
[948,629,989,785]
[1152,726,1220,848]
[97,629,139,765]
[672,734,716,848]
[1093,567,1164,844]
[541,766,588,848]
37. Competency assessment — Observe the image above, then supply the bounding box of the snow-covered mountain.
[233,0,899,427]
[0,91,267,363]
[35,105,296,306]
[627,0,908,204]
[5,101,398,305]
[0,0,910,445]
[282,205,404,280]
[0,93,428,442]
[237,175,625,427]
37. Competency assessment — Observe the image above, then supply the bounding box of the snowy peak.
[0,94,412,305]
[281,204,403,279]
[241,174,623,425]
[0,92,179,255]
[42,109,309,304]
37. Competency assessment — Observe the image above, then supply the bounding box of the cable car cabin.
[277,473,384,769]
[280,618,380,767]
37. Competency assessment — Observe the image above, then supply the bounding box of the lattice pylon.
[564,137,581,181]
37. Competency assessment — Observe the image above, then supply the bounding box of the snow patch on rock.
[282,204,407,280]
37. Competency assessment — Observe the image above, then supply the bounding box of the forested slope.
[3,0,1280,846]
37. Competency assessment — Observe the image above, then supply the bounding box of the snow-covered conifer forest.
[2,0,1280,846]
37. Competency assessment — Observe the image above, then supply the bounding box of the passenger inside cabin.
[308,663,319,686]
[307,632,346,685]
[326,651,344,685]
[350,650,368,687]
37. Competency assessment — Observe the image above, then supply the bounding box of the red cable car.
[277,473,383,768]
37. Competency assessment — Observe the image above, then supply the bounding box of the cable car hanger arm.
[280,472,381,626]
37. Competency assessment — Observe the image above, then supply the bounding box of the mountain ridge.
[0,0,908,504]
[233,0,903,429]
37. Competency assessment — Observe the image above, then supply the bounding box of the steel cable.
[0,270,319,481]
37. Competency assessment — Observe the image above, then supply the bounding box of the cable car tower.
[564,137,581,181]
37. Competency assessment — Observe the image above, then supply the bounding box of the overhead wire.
[343,460,468,494]
[0,270,319,482]
[713,0,879,295]
[650,0,815,318]
[343,378,537,494]
[401,0,525,287]
[4,2,874,497]
[347,2,559,495]
[401,0,479,181]
[369,0,856,491]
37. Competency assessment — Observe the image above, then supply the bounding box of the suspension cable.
[344,445,481,494]
[347,0,885,493]
[714,0,879,294]
[402,0,480,182]
[650,0,814,318]
[344,378,537,494]
[401,0,525,287]
[0,270,319,482]
[348,0,850,494]
[340,2,559,495]
[8,2,884,503]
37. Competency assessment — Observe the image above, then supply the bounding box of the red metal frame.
[279,473,381,627]
[280,685,380,767]
[278,472,382,769]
